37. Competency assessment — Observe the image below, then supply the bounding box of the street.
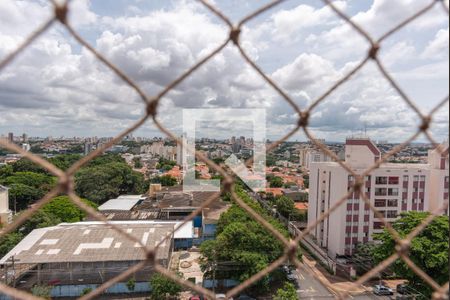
[294,263,392,300]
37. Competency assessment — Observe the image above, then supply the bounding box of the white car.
[373,284,394,295]
[216,294,233,300]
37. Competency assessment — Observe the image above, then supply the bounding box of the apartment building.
[298,147,332,170]
[308,138,449,259]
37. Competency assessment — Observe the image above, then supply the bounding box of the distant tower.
[84,142,93,155]
[7,132,13,143]
[22,133,28,142]
[231,136,236,144]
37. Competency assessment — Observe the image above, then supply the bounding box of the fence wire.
[0,0,449,299]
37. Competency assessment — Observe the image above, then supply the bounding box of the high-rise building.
[22,133,28,143]
[0,185,11,224]
[239,136,246,145]
[308,138,449,259]
[84,142,94,155]
[231,136,236,144]
[7,132,13,143]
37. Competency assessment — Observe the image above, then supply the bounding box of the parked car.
[373,284,394,295]
[396,284,408,294]
[236,295,256,300]
[216,294,233,300]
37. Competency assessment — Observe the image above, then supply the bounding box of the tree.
[149,273,182,300]
[269,176,283,188]
[31,285,52,299]
[275,196,295,219]
[42,196,97,223]
[303,175,309,189]
[0,232,24,257]
[8,183,45,211]
[126,278,136,291]
[49,154,82,170]
[133,157,143,169]
[11,159,46,174]
[20,210,61,235]
[1,171,55,190]
[0,164,14,178]
[273,282,297,300]
[75,161,145,204]
[200,187,301,293]
[152,175,177,187]
[372,212,448,297]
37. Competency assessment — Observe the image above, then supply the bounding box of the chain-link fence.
[0,0,449,299]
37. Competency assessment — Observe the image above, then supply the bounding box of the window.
[363,221,369,226]
[388,188,399,196]
[365,210,370,215]
[388,176,399,184]
[346,210,352,215]
[365,175,371,181]
[365,187,371,193]
[373,222,384,229]
[419,198,424,204]
[348,175,354,181]
[403,175,409,181]
[420,175,426,181]
[351,232,358,238]
[413,187,418,192]
[413,175,419,181]
[387,199,398,207]
[375,188,387,196]
[345,232,351,238]
[377,210,386,217]
[445,177,449,183]
[375,199,386,207]
[402,199,407,204]
[419,188,424,192]
[402,188,407,192]
[345,222,352,226]
[386,210,398,218]
[376,176,388,184]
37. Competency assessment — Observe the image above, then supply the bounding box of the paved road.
[293,264,391,300]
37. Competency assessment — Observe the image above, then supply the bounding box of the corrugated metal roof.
[0,222,178,265]
[98,195,145,211]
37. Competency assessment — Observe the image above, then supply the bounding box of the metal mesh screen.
[0,0,449,299]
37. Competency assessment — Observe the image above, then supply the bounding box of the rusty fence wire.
[0,0,449,299]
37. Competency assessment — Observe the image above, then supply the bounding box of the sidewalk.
[302,253,371,295]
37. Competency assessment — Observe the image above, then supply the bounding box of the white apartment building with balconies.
[307,138,449,259]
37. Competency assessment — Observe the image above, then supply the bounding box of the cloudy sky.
[0,0,448,142]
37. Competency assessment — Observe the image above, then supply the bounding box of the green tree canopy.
[200,187,300,293]
[11,159,46,174]
[1,172,55,190]
[0,232,24,257]
[149,273,182,300]
[49,154,82,170]
[269,176,284,188]
[151,175,177,187]
[8,183,45,211]
[75,161,145,204]
[273,282,297,300]
[42,196,97,223]
[372,212,449,297]
[20,210,61,235]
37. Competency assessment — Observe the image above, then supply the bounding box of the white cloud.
[0,0,447,142]
[421,28,449,59]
